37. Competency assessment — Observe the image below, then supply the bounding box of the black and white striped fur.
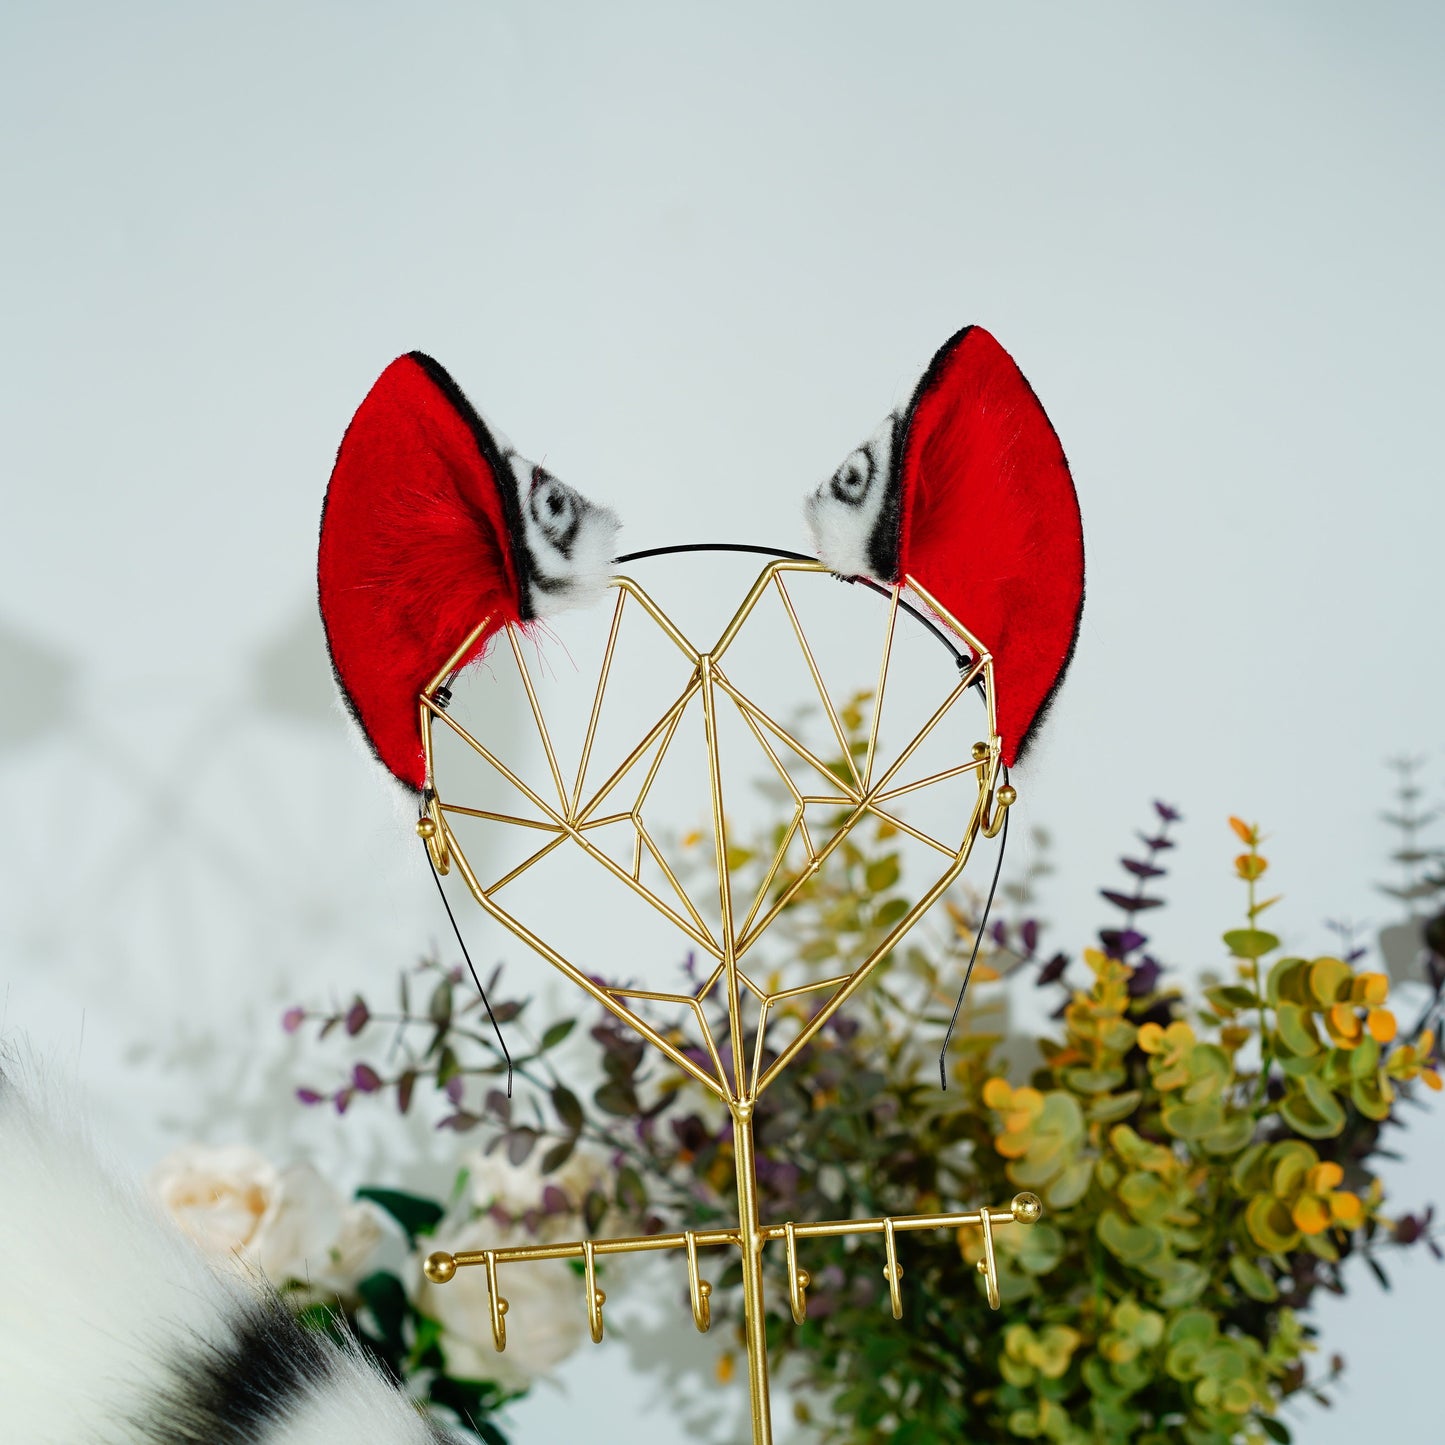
[499,445,620,619]
[803,410,903,582]
[0,1066,448,1445]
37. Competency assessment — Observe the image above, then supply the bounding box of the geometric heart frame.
[417,556,1040,1444]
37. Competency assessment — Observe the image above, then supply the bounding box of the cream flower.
[415,1216,587,1392]
[150,1143,382,1297]
[457,1141,614,1221]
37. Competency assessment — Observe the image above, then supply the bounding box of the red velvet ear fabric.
[318,354,523,792]
[898,327,1085,766]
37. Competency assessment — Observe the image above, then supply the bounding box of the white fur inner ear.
[803,412,898,579]
[503,450,621,617]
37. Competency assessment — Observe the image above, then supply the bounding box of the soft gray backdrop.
[2,3,1441,1439]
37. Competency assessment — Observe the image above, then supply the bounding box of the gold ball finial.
[1011,1192,1043,1225]
[971,741,990,761]
[997,785,1018,807]
[698,1279,713,1298]
[416,816,437,840]
[423,1251,457,1284]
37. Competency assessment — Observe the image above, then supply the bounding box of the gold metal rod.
[582,1238,606,1343]
[636,817,716,946]
[899,573,991,663]
[687,997,731,1091]
[873,756,988,804]
[731,700,807,808]
[450,1227,743,1266]
[425,700,568,827]
[736,807,804,941]
[863,586,900,790]
[699,653,745,1099]
[766,970,853,1005]
[772,572,861,793]
[486,832,570,896]
[611,575,703,663]
[707,558,830,662]
[608,985,708,1007]
[576,811,634,831]
[977,1204,1001,1309]
[756,804,983,1094]
[749,997,774,1097]
[440,803,564,833]
[714,673,862,802]
[685,1232,713,1332]
[860,805,957,858]
[506,626,570,815]
[425,613,498,698]
[570,587,627,813]
[864,659,982,801]
[882,1217,904,1320]
[756,1199,1036,1241]
[439,819,731,1102]
[731,1102,773,1445]
[784,1221,807,1325]
[573,674,702,825]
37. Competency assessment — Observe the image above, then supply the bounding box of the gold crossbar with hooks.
[422,1191,1044,1344]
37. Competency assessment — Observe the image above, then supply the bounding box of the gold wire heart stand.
[413,558,1038,1444]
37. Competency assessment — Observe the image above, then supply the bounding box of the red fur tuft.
[318,355,523,792]
[898,327,1084,766]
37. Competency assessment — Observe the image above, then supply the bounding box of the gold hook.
[976,1209,1001,1309]
[582,1239,606,1344]
[783,1221,810,1326]
[483,1251,509,1351]
[981,782,1016,840]
[416,802,451,874]
[881,1218,904,1320]
[685,1232,713,1333]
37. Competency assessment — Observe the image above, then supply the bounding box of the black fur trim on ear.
[134,1295,447,1445]
[866,414,904,581]
[406,350,538,622]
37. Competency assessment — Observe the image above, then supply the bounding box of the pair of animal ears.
[317,327,1084,794]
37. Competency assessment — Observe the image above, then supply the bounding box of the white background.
[2,3,1441,1439]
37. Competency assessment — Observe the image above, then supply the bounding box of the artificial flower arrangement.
[161,730,1442,1445]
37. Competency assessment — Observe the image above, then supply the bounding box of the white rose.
[150,1144,382,1297]
[415,1216,588,1392]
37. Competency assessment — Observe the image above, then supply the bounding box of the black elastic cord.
[425,842,514,1097]
[938,775,1010,1089]
[613,542,970,668]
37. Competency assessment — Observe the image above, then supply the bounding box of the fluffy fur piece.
[0,1064,448,1445]
[804,327,1084,765]
[318,352,619,792]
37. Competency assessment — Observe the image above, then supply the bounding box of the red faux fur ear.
[898,327,1084,766]
[317,353,524,792]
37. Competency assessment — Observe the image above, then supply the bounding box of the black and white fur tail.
[0,1065,448,1445]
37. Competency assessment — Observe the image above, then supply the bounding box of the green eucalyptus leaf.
[1223,929,1280,960]
[540,1018,576,1051]
[1064,1065,1127,1094]
[1274,1003,1321,1057]
[865,855,901,891]
[1097,1208,1166,1267]
[1266,957,1310,1006]
[1350,1071,1394,1121]
[1229,1254,1278,1302]
[1045,1158,1094,1209]
[1279,1079,1345,1139]
[1087,1090,1143,1124]
[1206,984,1260,1012]
[1202,1112,1255,1156]
[355,1188,444,1242]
